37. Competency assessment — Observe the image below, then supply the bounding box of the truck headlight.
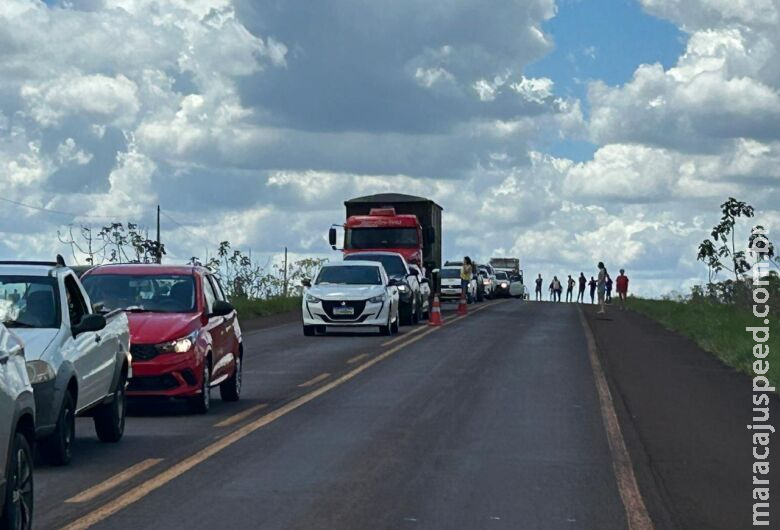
[305,294,321,303]
[26,360,56,385]
[368,294,386,303]
[157,331,198,354]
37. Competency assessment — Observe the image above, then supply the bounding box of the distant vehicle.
[438,266,476,303]
[301,261,400,336]
[477,265,496,300]
[344,251,425,325]
[509,273,528,299]
[331,194,443,280]
[0,260,131,465]
[82,264,242,414]
[445,260,484,303]
[489,257,520,276]
[409,264,430,319]
[0,323,35,530]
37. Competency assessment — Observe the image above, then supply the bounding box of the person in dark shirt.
[588,276,597,304]
[606,275,613,303]
[566,275,575,302]
[535,274,543,301]
[577,272,586,303]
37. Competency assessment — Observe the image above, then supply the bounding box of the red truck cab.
[81,264,243,414]
[339,208,425,271]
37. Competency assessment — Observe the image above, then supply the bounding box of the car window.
[316,266,382,285]
[64,274,88,326]
[202,275,217,314]
[209,275,227,301]
[0,275,61,328]
[439,268,461,279]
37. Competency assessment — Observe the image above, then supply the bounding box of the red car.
[81,264,242,413]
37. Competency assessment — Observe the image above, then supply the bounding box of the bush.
[230,296,301,319]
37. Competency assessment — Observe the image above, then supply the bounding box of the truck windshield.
[316,266,382,286]
[345,228,418,249]
[82,274,197,313]
[439,269,461,279]
[344,254,406,278]
[0,276,61,328]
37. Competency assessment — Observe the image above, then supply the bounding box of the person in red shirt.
[615,269,629,310]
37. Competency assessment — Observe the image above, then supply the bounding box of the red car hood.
[128,312,201,345]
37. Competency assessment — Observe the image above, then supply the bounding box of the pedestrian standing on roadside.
[597,262,607,314]
[535,274,543,301]
[616,269,629,310]
[552,276,562,302]
[460,257,473,303]
[589,276,597,304]
[577,272,586,303]
[566,275,575,302]
[606,275,613,303]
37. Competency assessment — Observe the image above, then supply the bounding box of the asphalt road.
[36,300,632,530]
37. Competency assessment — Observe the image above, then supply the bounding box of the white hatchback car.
[302,261,401,336]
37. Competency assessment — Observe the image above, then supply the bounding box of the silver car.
[0,323,35,530]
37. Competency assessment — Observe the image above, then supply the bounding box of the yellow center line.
[577,306,654,530]
[347,353,370,364]
[65,459,164,504]
[298,372,331,388]
[61,298,506,530]
[214,403,269,428]
[380,323,428,346]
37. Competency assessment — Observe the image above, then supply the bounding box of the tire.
[400,302,413,326]
[411,298,420,325]
[391,314,399,334]
[220,354,242,402]
[40,391,75,466]
[1,432,33,530]
[380,305,393,335]
[93,370,126,443]
[189,361,211,414]
[303,325,315,336]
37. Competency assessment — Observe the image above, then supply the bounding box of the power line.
[160,210,221,251]
[0,195,120,220]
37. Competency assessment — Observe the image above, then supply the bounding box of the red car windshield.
[83,274,197,313]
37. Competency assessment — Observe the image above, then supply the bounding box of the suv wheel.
[41,391,75,466]
[189,362,211,414]
[220,354,242,402]
[1,432,33,530]
[94,370,127,443]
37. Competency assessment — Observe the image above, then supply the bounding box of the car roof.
[344,251,405,259]
[0,263,69,278]
[325,260,383,268]
[83,263,205,276]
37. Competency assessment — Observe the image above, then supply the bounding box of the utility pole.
[156,204,161,264]
[283,246,288,298]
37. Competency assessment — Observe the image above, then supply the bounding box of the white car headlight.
[501,282,508,288]
[368,294,387,303]
[157,331,198,354]
[305,294,321,303]
[26,360,56,385]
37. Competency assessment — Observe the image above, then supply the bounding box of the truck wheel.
[1,432,33,530]
[41,391,75,466]
[93,370,126,443]
[189,362,211,414]
[303,325,315,336]
[220,354,242,402]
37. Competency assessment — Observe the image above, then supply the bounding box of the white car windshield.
[0,275,61,328]
[439,268,461,279]
[316,266,382,285]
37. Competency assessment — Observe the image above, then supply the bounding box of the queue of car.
[0,258,245,529]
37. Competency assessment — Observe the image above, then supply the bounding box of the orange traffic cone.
[428,294,443,326]
[457,290,468,315]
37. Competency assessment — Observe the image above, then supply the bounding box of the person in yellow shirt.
[460,257,473,303]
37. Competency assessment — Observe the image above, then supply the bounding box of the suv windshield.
[316,266,382,286]
[345,228,418,249]
[495,272,508,280]
[344,254,406,278]
[440,268,461,279]
[82,274,197,313]
[0,275,61,328]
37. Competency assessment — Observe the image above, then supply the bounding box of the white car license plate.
[333,306,355,316]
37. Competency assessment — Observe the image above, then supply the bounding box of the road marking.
[61,299,507,530]
[347,353,370,364]
[381,323,428,346]
[65,459,163,504]
[577,307,654,530]
[298,372,331,388]
[214,403,269,427]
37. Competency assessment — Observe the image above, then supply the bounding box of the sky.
[1,0,779,296]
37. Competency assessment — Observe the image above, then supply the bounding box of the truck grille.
[131,344,159,361]
[321,300,367,320]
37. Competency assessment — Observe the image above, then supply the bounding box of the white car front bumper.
[302,299,390,327]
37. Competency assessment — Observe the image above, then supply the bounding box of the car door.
[202,275,231,383]
[0,326,16,490]
[62,274,104,410]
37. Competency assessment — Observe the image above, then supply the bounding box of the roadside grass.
[231,296,301,319]
[630,297,779,389]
